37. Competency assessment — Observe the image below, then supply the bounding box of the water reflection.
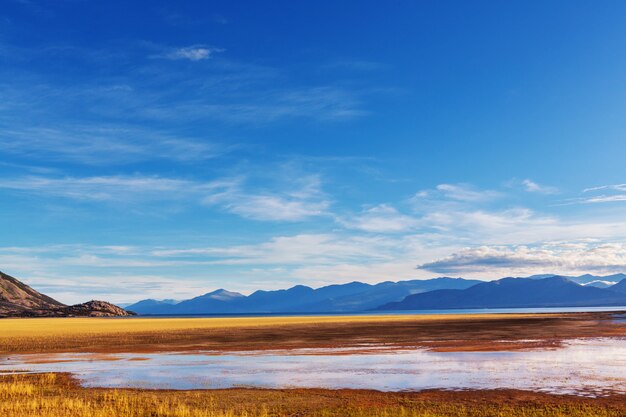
[1,338,625,396]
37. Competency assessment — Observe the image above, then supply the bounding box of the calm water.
[134,306,626,318]
[2,338,626,396]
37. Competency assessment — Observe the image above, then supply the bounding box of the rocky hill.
[0,271,134,317]
[18,300,135,317]
[0,271,65,315]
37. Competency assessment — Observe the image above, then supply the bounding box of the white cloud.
[582,195,626,204]
[583,184,626,193]
[434,183,500,202]
[418,242,626,277]
[574,183,626,204]
[0,172,329,222]
[226,195,329,221]
[162,45,224,61]
[203,175,330,221]
[339,204,419,233]
[406,182,626,246]
[521,179,558,194]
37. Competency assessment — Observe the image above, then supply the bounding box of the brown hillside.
[0,271,65,314]
[0,271,134,317]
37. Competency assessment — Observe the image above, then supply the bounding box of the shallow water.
[2,338,625,396]
[136,306,626,318]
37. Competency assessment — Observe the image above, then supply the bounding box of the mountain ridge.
[377,276,626,310]
[127,277,482,315]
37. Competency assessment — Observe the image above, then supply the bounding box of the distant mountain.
[127,277,482,315]
[582,280,618,289]
[569,273,626,286]
[377,276,626,310]
[0,270,134,317]
[121,299,175,312]
[163,289,246,314]
[610,279,626,294]
[528,273,626,286]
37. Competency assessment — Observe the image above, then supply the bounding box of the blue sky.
[2,1,626,303]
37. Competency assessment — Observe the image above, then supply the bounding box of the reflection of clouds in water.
[1,338,625,396]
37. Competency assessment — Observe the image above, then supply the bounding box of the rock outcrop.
[0,271,134,317]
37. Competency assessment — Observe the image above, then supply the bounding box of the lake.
[132,305,626,318]
[2,337,625,397]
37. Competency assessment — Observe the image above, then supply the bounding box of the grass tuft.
[0,373,624,417]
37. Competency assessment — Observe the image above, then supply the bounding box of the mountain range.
[378,275,626,310]
[0,271,134,317]
[127,274,626,315]
[127,278,482,314]
[3,269,626,317]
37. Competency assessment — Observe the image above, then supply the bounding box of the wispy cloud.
[407,182,626,247]
[0,43,367,129]
[143,86,366,123]
[0,125,227,164]
[581,195,626,204]
[583,184,626,193]
[159,45,224,61]
[203,175,330,221]
[574,183,626,204]
[437,183,500,202]
[0,175,220,202]
[413,183,500,205]
[152,234,393,265]
[521,179,559,194]
[0,172,330,222]
[339,204,419,233]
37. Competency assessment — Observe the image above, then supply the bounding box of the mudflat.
[0,311,624,354]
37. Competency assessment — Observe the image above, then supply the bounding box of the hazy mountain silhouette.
[610,278,626,293]
[127,277,481,314]
[378,276,626,310]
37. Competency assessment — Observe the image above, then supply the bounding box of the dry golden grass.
[0,312,623,355]
[0,313,546,337]
[0,314,533,354]
[0,373,624,417]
